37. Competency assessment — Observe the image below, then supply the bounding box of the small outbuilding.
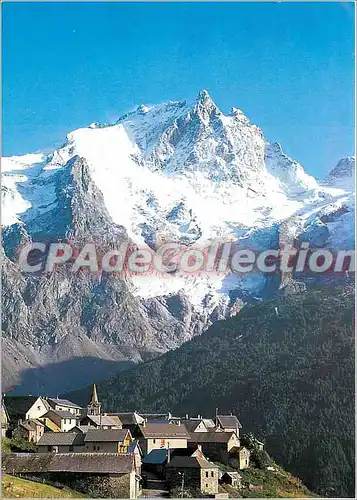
[220,471,242,488]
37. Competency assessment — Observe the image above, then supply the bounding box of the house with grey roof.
[182,419,209,433]
[136,421,190,455]
[112,412,145,433]
[14,419,45,443]
[188,431,241,465]
[166,454,219,495]
[47,398,82,416]
[80,413,122,429]
[37,432,85,453]
[216,414,242,437]
[41,409,79,432]
[220,471,242,488]
[84,428,132,454]
[25,397,82,422]
[3,452,140,498]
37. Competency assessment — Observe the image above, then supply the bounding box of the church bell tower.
[87,383,102,416]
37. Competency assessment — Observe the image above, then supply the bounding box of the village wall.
[15,471,135,498]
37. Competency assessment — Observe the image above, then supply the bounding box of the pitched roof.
[167,456,218,470]
[223,471,242,479]
[84,429,130,443]
[82,415,119,427]
[106,415,122,427]
[140,413,171,421]
[48,398,82,410]
[188,432,237,444]
[139,423,190,439]
[202,418,215,428]
[44,409,79,419]
[114,412,144,425]
[3,453,134,474]
[127,440,142,455]
[182,420,204,433]
[20,419,45,431]
[217,415,242,429]
[143,449,168,465]
[37,432,85,446]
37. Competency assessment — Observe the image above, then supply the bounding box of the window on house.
[206,484,208,488]
[47,446,51,452]
[245,459,248,465]
[211,471,214,477]
[69,445,73,452]
[37,406,41,411]
[206,472,209,478]
[153,439,156,444]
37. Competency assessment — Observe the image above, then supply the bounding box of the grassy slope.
[2,474,86,498]
[238,465,315,498]
[216,461,315,498]
[67,285,355,497]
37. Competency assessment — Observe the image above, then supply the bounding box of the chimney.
[185,414,189,420]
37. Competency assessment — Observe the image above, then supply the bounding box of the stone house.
[41,409,79,432]
[166,455,219,495]
[188,431,240,465]
[229,446,250,470]
[84,428,132,453]
[136,422,190,455]
[216,415,242,438]
[80,414,122,429]
[220,471,242,488]
[37,431,85,453]
[14,419,45,443]
[3,452,140,499]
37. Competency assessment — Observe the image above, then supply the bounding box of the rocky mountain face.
[2,90,355,394]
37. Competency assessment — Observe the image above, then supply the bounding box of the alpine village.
[1,386,312,499]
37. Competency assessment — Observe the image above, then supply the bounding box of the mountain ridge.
[2,90,355,393]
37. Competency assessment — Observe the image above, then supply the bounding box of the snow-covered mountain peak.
[265,142,319,195]
[2,93,355,394]
[327,156,355,182]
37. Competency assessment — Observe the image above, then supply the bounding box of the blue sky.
[2,2,355,177]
